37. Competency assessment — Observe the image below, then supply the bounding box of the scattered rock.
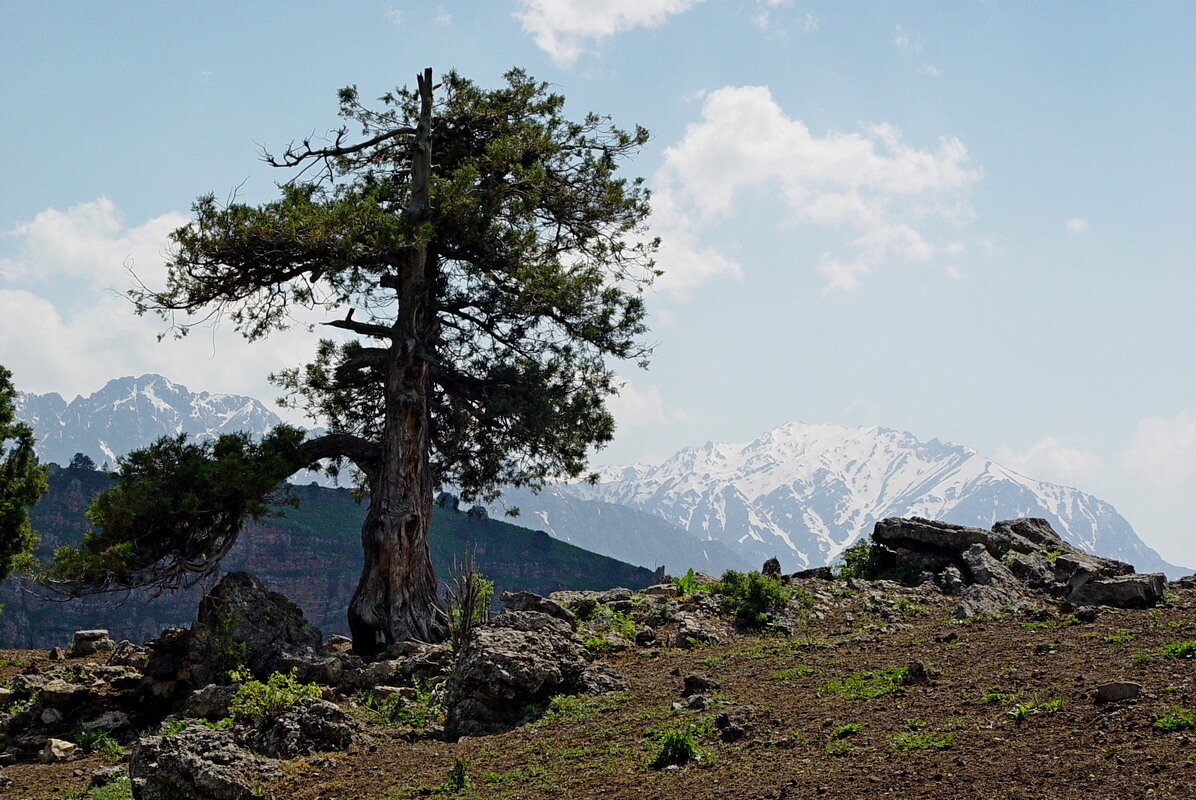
[246,697,370,758]
[82,710,133,732]
[634,625,656,646]
[48,647,66,662]
[38,679,88,708]
[576,663,630,695]
[901,660,930,686]
[90,765,127,787]
[762,557,782,579]
[714,706,753,742]
[69,629,116,657]
[643,583,680,598]
[39,738,81,763]
[1070,574,1166,609]
[685,694,710,710]
[184,684,239,721]
[130,725,280,800]
[106,640,149,669]
[682,674,721,697]
[325,635,353,653]
[1094,681,1142,705]
[790,566,834,581]
[500,591,578,627]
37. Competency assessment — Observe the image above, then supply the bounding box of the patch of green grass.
[1104,631,1137,644]
[821,667,907,700]
[1153,706,1196,732]
[981,688,1020,705]
[362,685,437,728]
[889,730,955,750]
[830,723,863,740]
[72,725,122,760]
[1161,640,1196,660]
[1021,621,1055,631]
[1006,698,1064,723]
[1132,651,1155,666]
[893,598,927,615]
[824,739,856,756]
[772,665,815,682]
[83,777,133,800]
[535,692,627,725]
[904,717,927,730]
[648,724,704,769]
[694,654,724,670]
[159,717,232,735]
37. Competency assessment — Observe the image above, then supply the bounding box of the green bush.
[673,568,699,596]
[821,667,908,700]
[830,723,863,740]
[73,725,122,760]
[443,758,470,791]
[833,539,921,583]
[714,570,790,628]
[84,777,133,800]
[228,669,321,721]
[649,724,702,769]
[889,730,955,750]
[363,686,436,728]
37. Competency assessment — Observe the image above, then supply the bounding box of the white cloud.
[384,8,404,25]
[945,264,962,280]
[515,0,704,66]
[1124,410,1196,489]
[652,85,979,294]
[1066,217,1089,232]
[0,199,326,416]
[920,63,940,77]
[1,197,187,288]
[997,437,1104,487]
[606,376,693,429]
[893,25,922,52]
[434,6,452,25]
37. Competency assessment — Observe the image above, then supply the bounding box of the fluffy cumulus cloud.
[1066,217,1089,233]
[516,0,704,65]
[996,437,1104,487]
[1123,410,1196,489]
[652,85,980,294]
[0,197,187,288]
[0,199,322,411]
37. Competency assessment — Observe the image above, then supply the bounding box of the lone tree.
[0,365,47,581]
[48,69,658,651]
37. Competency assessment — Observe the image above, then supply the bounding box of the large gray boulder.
[1069,573,1166,608]
[245,697,369,758]
[187,572,330,686]
[129,725,279,800]
[444,610,623,735]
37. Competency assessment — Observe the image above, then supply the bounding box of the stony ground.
[4,579,1194,800]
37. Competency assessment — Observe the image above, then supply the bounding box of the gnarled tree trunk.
[347,68,448,652]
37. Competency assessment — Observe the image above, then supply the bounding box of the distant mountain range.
[563,422,1187,578]
[14,376,1188,580]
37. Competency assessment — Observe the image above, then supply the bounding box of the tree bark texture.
[347,69,449,651]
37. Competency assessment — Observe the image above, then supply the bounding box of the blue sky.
[1,2,1193,564]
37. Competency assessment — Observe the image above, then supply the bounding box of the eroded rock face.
[245,697,370,758]
[187,572,328,686]
[874,517,1166,616]
[130,725,280,800]
[444,609,624,735]
[69,630,116,657]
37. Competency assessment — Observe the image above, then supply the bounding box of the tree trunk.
[347,68,448,653]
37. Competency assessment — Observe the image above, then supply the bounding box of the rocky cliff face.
[0,468,655,649]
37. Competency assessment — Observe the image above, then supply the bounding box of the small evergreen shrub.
[1162,640,1196,660]
[833,539,921,583]
[714,570,790,628]
[228,669,320,721]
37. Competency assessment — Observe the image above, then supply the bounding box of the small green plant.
[1006,698,1063,723]
[834,539,921,583]
[830,723,863,739]
[445,548,494,653]
[363,686,436,728]
[73,725,122,760]
[228,669,320,721]
[981,688,1019,705]
[1021,621,1055,631]
[84,776,133,800]
[649,724,702,769]
[713,569,791,628]
[1104,631,1137,644]
[889,730,955,750]
[824,739,856,756]
[204,601,255,681]
[893,597,927,615]
[1153,706,1196,732]
[159,717,232,735]
[673,567,699,596]
[442,758,470,791]
[1132,650,1154,666]
[905,717,927,730]
[821,667,908,700]
[1161,640,1196,660]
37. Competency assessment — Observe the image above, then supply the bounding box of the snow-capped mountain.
[15,375,284,468]
[563,422,1185,578]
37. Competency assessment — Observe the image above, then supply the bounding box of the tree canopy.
[0,365,48,581]
[47,69,659,648]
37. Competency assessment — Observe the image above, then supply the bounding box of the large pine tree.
[0,365,47,581]
[49,69,658,652]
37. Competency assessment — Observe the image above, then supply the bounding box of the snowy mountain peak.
[17,375,283,467]
[573,421,1183,578]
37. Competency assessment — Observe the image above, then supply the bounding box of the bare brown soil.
[4,585,1194,800]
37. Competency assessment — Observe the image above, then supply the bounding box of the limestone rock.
[39,738,81,762]
[1093,681,1141,705]
[187,572,324,686]
[184,684,239,721]
[69,629,116,657]
[38,679,88,708]
[106,640,149,669]
[762,557,782,578]
[500,591,578,628]
[245,697,369,758]
[130,725,280,800]
[1069,573,1166,608]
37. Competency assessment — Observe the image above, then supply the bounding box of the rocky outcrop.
[245,697,369,758]
[187,572,331,686]
[873,517,1166,617]
[129,725,280,800]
